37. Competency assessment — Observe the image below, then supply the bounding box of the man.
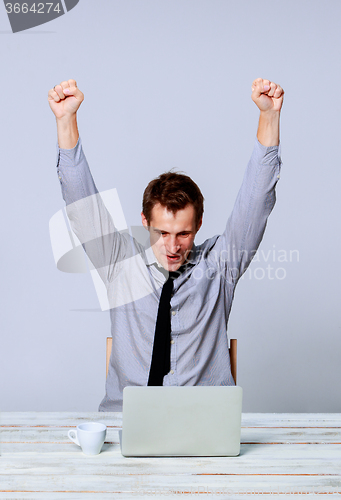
[48,78,284,411]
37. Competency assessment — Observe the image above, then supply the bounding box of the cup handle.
[68,429,80,447]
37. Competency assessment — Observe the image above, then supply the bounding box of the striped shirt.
[56,137,281,411]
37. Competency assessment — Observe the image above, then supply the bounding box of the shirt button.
[277,174,280,179]
[170,370,174,375]
[172,311,176,316]
[58,176,62,180]
[170,340,175,344]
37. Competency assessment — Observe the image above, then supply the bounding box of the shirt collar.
[186,243,198,264]
[144,244,159,266]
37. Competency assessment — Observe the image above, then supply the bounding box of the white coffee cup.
[68,422,107,455]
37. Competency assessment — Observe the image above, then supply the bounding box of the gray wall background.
[1,0,340,412]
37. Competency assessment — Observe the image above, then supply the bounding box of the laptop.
[120,386,242,457]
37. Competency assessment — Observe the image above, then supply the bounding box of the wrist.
[56,114,79,149]
[257,110,280,147]
[56,113,77,128]
[259,109,281,120]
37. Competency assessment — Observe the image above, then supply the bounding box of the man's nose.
[168,236,180,253]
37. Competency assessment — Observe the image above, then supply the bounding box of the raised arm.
[209,78,284,283]
[48,80,129,285]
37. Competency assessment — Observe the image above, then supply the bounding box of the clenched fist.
[251,78,284,113]
[48,79,84,120]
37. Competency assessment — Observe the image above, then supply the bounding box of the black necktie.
[147,272,178,386]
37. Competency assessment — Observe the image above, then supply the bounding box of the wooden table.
[1,412,341,499]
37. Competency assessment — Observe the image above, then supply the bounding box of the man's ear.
[141,212,149,229]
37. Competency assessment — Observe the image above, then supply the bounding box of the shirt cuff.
[56,136,83,168]
[253,137,282,167]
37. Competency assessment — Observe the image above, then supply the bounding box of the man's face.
[141,203,202,271]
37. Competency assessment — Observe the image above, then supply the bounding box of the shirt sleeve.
[56,137,130,285]
[208,138,282,284]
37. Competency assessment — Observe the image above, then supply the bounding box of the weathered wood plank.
[2,412,341,428]
[241,413,341,427]
[2,441,341,458]
[0,473,341,495]
[2,426,341,444]
[0,412,122,428]
[2,493,340,500]
[1,428,120,444]
[1,447,341,475]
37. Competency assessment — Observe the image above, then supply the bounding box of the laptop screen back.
[121,386,243,457]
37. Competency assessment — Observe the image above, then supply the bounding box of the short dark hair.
[142,171,204,229]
